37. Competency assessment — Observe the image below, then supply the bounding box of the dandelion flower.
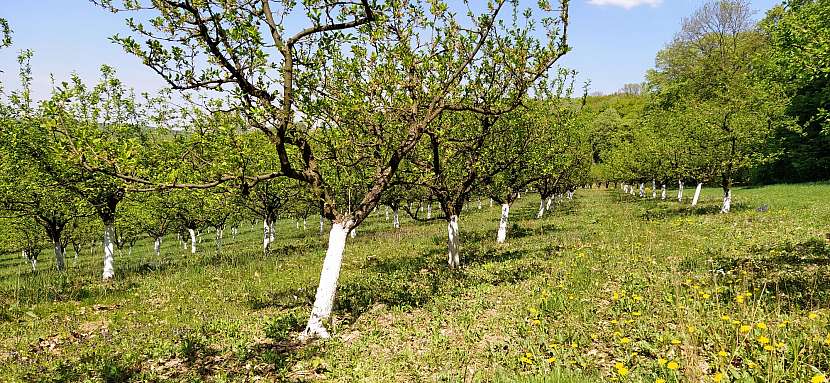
[811,374,826,383]
[667,361,679,370]
[713,372,724,383]
[739,325,752,334]
[757,322,767,330]
[717,350,728,357]
[546,357,556,363]
[656,379,665,383]
[671,339,681,345]
[658,358,667,366]
[620,337,631,344]
[614,362,629,376]
[721,315,730,321]
[809,312,819,320]
[757,336,770,345]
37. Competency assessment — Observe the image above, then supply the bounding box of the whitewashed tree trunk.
[661,184,667,200]
[128,245,132,257]
[651,180,657,199]
[303,218,307,231]
[393,208,400,229]
[720,189,732,213]
[215,228,222,254]
[489,198,493,207]
[567,190,574,200]
[154,237,161,257]
[188,228,197,254]
[448,215,460,268]
[53,241,65,271]
[263,220,271,251]
[319,215,324,234]
[350,226,356,238]
[496,203,510,243]
[639,183,645,198]
[546,196,553,211]
[478,197,482,209]
[30,257,37,271]
[22,249,27,259]
[427,204,432,219]
[302,221,351,340]
[677,181,684,202]
[102,224,115,280]
[536,198,545,219]
[384,206,389,221]
[692,183,703,206]
[269,222,276,243]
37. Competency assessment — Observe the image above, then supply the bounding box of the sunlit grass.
[1,183,828,381]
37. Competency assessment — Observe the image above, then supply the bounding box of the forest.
[0,0,828,381]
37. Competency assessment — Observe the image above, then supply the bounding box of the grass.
[1,183,829,382]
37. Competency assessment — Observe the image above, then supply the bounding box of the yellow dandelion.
[721,315,730,321]
[611,319,619,325]
[747,362,757,369]
[546,357,556,363]
[614,362,629,376]
[671,339,681,345]
[739,325,752,334]
[736,295,745,304]
[702,293,711,299]
[658,358,667,366]
[717,350,729,357]
[713,372,724,383]
[613,292,620,300]
[809,312,819,320]
[688,325,697,333]
[757,336,770,345]
[520,356,532,365]
[763,345,775,351]
[811,374,826,383]
[757,322,767,330]
[775,342,784,348]
[620,337,631,344]
[656,379,666,383]
[667,361,679,370]
[632,311,642,316]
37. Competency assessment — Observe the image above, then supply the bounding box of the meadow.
[1,184,829,382]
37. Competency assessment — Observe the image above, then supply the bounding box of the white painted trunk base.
[188,228,197,254]
[678,181,684,202]
[447,215,460,268]
[427,204,432,219]
[661,184,667,200]
[536,199,545,219]
[720,189,732,213]
[102,224,115,280]
[651,180,657,199]
[263,220,270,251]
[302,221,351,340]
[393,208,400,229]
[496,204,510,244]
[639,183,645,198]
[154,237,161,256]
[692,183,703,206]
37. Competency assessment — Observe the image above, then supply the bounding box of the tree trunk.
[384,206,389,221]
[691,183,703,206]
[30,257,37,271]
[53,240,65,271]
[263,219,271,252]
[496,203,510,244]
[478,197,482,209]
[720,188,732,213]
[652,180,657,199]
[546,196,553,211]
[102,224,115,280]
[427,204,432,219]
[393,208,400,229]
[154,237,161,257]
[661,184,667,200]
[215,228,222,255]
[303,218,307,231]
[319,215,324,234]
[638,183,645,198]
[350,227,357,238]
[677,181,684,202]
[188,228,197,254]
[536,198,545,219]
[447,215,460,268]
[301,221,351,340]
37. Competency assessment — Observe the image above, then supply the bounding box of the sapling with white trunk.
[692,182,703,207]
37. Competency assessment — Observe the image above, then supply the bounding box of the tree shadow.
[639,202,752,221]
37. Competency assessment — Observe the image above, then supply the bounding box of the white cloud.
[587,0,663,9]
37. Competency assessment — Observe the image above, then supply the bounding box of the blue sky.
[0,0,782,99]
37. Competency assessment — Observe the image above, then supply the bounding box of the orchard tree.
[79,0,573,339]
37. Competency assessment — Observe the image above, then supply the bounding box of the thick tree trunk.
[53,240,65,271]
[496,203,510,243]
[302,221,351,340]
[447,215,460,268]
[691,183,703,206]
[102,224,115,280]
[188,228,197,254]
[536,198,545,219]
[720,188,732,213]
[546,196,553,211]
[677,181,684,202]
[154,237,161,257]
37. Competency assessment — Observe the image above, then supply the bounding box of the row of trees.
[585,0,828,212]
[0,0,592,339]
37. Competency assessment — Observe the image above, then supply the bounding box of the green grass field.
[1,184,829,382]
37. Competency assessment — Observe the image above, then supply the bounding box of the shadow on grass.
[639,202,752,221]
[713,237,830,310]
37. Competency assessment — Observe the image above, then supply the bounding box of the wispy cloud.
[587,0,663,9]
